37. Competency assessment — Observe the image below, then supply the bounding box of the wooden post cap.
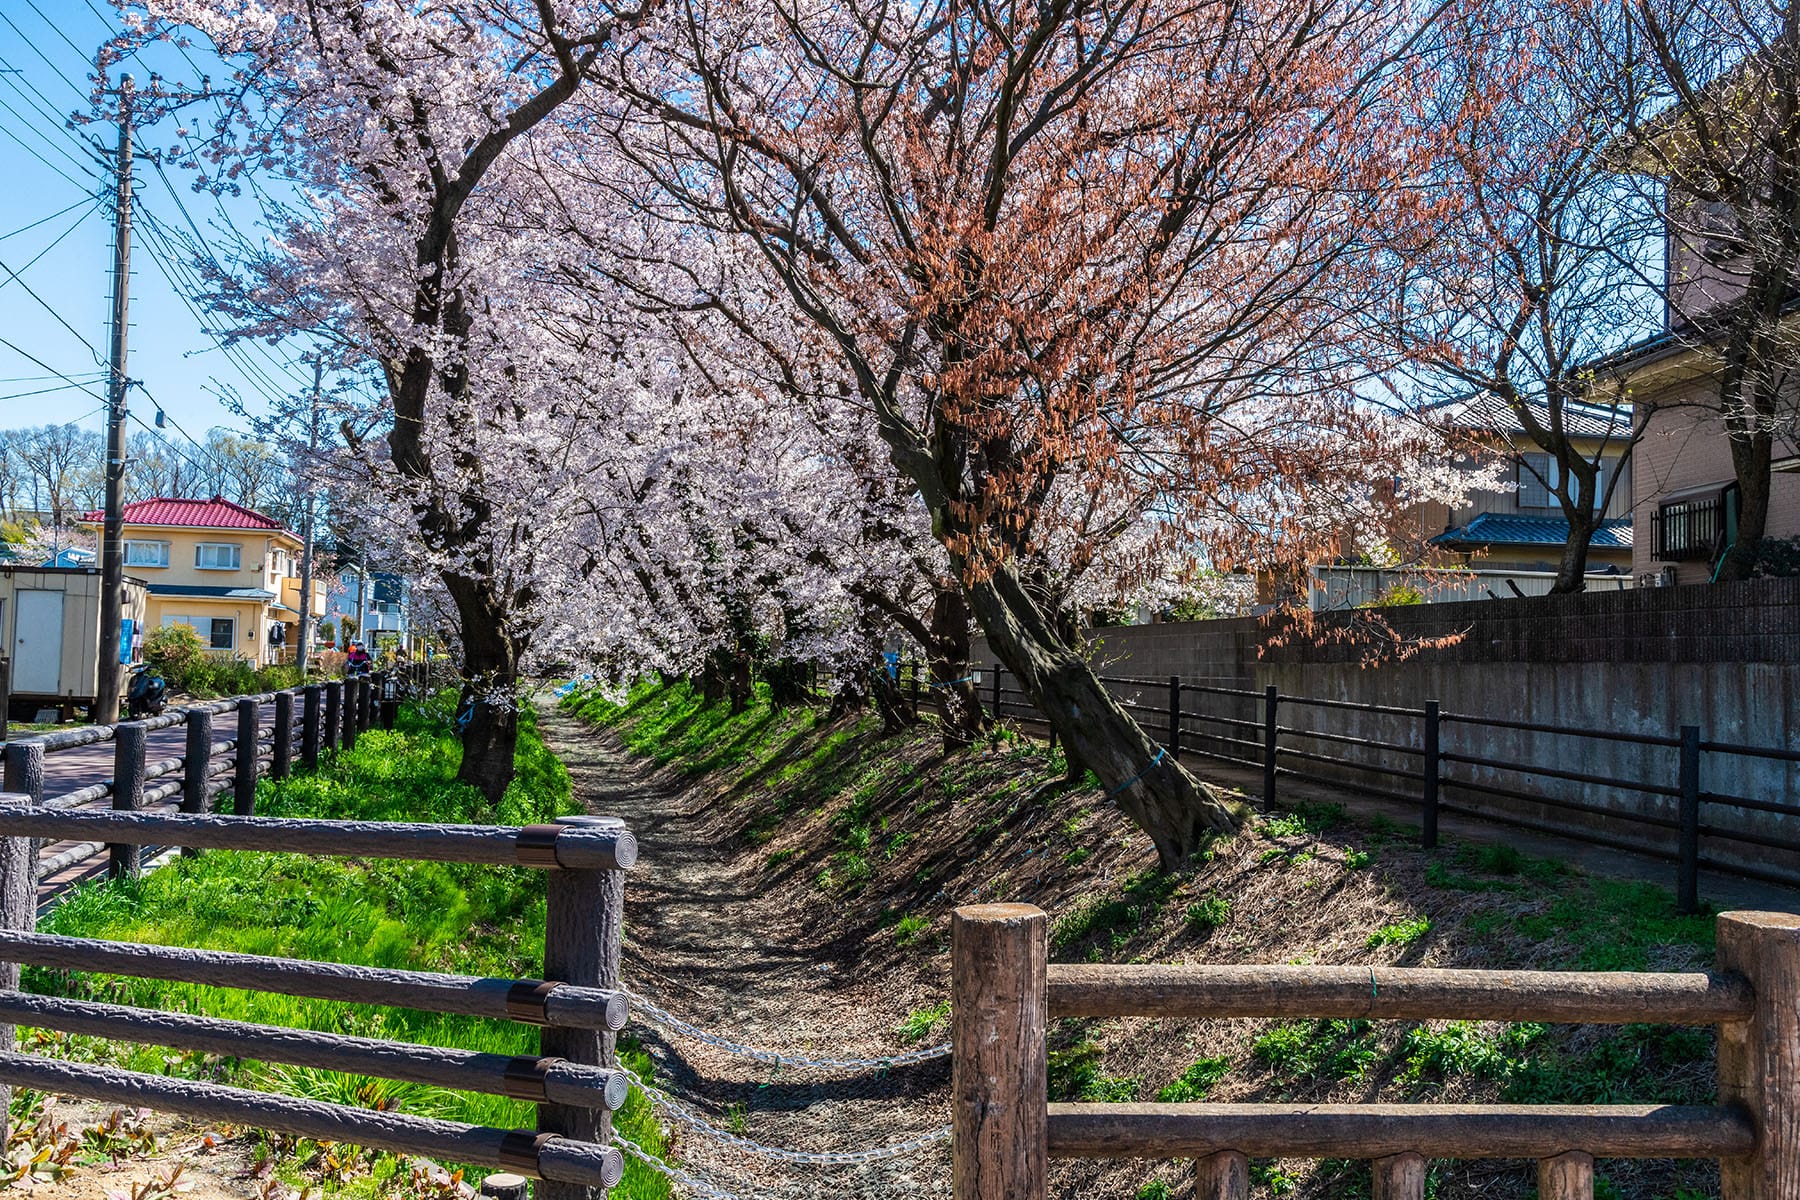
[954,902,1046,923]
[479,1173,529,1200]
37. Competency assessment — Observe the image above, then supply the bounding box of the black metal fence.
[982,665,1800,910]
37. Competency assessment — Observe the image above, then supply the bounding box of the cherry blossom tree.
[114,0,656,799]
[1387,0,1659,593]
[610,0,1480,863]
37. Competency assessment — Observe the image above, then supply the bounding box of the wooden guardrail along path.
[2,673,402,896]
[952,903,1800,1200]
[0,787,636,1196]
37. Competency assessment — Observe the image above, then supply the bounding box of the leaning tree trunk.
[925,588,987,750]
[963,563,1240,868]
[869,663,919,734]
[443,573,520,805]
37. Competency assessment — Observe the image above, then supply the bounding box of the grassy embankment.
[565,679,1725,1200]
[19,701,669,1200]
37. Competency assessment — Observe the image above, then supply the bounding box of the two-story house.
[1420,394,1637,576]
[1598,54,1800,584]
[82,497,326,664]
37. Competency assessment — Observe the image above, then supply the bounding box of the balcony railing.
[1653,493,1724,562]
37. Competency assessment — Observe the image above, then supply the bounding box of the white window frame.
[123,540,169,568]
[194,542,242,571]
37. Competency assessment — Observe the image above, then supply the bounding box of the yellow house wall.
[121,524,303,662]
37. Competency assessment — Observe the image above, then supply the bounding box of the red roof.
[85,496,292,535]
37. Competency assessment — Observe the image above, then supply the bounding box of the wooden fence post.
[272,690,293,781]
[1371,1152,1426,1200]
[235,698,260,817]
[0,792,34,1145]
[1167,676,1181,762]
[951,903,1047,1200]
[323,680,342,753]
[991,664,1002,722]
[301,684,322,769]
[1716,910,1800,1200]
[182,707,212,858]
[361,674,376,731]
[2,740,43,805]
[111,721,146,880]
[1678,725,1701,914]
[1196,1151,1248,1200]
[1262,686,1279,807]
[1421,701,1440,850]
[343,679,360,752]
[538,815,628,1200]
[1538,1153,1593,1200]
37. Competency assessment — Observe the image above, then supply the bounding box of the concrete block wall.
[973,579,1800,880]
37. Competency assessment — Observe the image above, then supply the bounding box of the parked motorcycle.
[126,664,168,718]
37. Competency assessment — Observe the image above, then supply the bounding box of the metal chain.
[623,1067,952,1165]
[625,989,952,1071]
[614,1134,751,1200]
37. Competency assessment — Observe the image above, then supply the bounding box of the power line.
[0,380,109,402]
[0,246,107,364]
[0,337,108,402]
[0,12,93,105]
[0,120,97,191]
[0,200,99,291]
[0,196,98,242]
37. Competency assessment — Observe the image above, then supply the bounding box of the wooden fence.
[981,666,1800,910]
[2,673,398,887]
[951,903,1799,1200]
[0,794,637,1198]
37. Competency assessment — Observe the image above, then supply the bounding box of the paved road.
[25,700,282,905]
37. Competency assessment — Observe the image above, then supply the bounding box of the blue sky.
[0,0,312,456]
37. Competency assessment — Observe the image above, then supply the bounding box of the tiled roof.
[1433,512,1634,550]
[146,584,278,601]
[86,496,290,534]
[1431,394,1633,441]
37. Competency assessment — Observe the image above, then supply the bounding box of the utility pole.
[94,75,135,725]
[297,361,321,676]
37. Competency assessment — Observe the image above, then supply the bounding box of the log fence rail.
[0,792,637,1195]
[952,903,1800,1200]
[2,672,399,887]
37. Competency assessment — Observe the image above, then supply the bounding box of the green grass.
[1051,868,1181,953]
[1183,895,1231,933]
[1367,916,1431,948]
[1251,1020,1379,1087]
[1047,1041,1140,1102]
[895,1001,951,1044]
[1156,1055,1230,1102]
[25,704,668,1199]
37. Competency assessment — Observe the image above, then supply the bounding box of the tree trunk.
[869,664,918,734]
[729,652,753,714]
[444,573,519,805]
[1717,429,1773,581]
[926,588,987,750]
[1550,513,1596,594]
[963,564,1239,868]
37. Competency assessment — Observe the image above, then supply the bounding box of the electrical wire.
[0,338,107,402]
[0,120,96,192]
[0,12,93,105]
[0,197,98,242]
[0,381,107,402]
[0,248,107,364]
[0,200,100,293]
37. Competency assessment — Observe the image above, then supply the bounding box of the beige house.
[82,497,326,664]
[1415,395,1636,576]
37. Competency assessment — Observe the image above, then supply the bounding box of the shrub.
[143,623,208,688]
[1156,1056,1230,1102]
[1184,895,1232,933]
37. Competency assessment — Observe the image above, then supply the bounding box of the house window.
[163,615,235,650]
[123,540,169,567]
[1654,493,1724,561]
[1517,454,1611,512]
[195,542,242,571]
[1517,454,1556,509]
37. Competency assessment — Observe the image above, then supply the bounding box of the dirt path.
[534,700,952,1200]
